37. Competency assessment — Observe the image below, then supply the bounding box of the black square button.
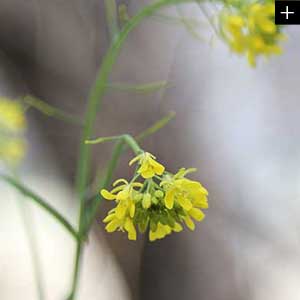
[275,1,300,24]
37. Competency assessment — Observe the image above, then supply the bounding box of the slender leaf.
[23,95,82,126]
[107,81,169,93]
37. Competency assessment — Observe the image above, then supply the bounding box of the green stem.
[122,134,141,155]
[104,0,119,41]
[67,241,83,300]
[0,174,79,240]
[86,134,141,154]
[71,1,195,298]
[83,139,124,233]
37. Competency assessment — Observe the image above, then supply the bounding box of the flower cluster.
[101,152,208,241]
[220,1,285,66]
[0,97,27,166]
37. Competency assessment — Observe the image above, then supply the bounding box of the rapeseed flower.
[101,179,143,240]
[129,151,165,179]
[220,1,285,66]
[101,152,208,242]
[0,97,27,166]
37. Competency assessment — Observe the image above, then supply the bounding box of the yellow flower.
[101,158,208,241]
[0,98,26,132]
[0,139,26,165]
[129,152,165,179]
[220,1,285,66]
[149,222,183,242]
[0,97,27,166]
[101,179,142,240]
[161,168,208,231]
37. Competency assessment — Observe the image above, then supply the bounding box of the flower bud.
[133,193,143,202]
[151,196,159,205]
[154,190,164,198]
[142,193,152,209]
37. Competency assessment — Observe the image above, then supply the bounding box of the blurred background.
[0,0,300,299]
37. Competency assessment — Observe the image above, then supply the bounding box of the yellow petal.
[177,196,193,211]
[163,225,172,235]
[156,223,166,239]
[105,220,121,232]
[100,189,116,200]
[140,168,155,179]
[149,230,157,242]
[184,216,195,231]
[116,189,129,201]
[129,202,135,218]
[103,214,115,223]
[150,159,165,175]
[194,197,209,209]
[258,19,276,34]
[189,208,205,221]
[124,218,137,240]
[139,160,149,173]
[165,189,175,209]
[115,203,127,219]
[173,222,183,232]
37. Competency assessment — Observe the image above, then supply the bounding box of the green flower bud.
[134,193,143,202]
[142,193,152,209]
[151,196,159,205]
[154,190,164,198]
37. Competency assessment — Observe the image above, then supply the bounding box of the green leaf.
[23,95,82,126]
[136,111,176,141]
[107,81,169,94]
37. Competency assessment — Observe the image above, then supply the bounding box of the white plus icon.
[281,6,294,19]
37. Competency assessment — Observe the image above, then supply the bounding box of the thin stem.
[67,242,82,300]
[122,134,142,155]
[0,174,79,240]
[85,134,141,154]
[83,139,124,233]
[104,0,119,41]
[176,5,205,41]
[85,135,121,145]
[71,1,195,298]
[196,0,219,35]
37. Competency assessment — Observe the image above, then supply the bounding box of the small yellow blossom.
[129,152,165,179]
[0,139,26,165]
[0,98,26,132]
[220,1,285,66]
[0,97,27,166]
[101,179,143,240]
